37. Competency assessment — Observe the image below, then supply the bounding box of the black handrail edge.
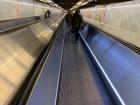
[0,18,45,34]
[0,15,42,23]
[53,25,65,105]
[55,30,66,105]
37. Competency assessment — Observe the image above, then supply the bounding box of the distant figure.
[45,10,51,18]
[66,11,73,35]
[72,9,83,42]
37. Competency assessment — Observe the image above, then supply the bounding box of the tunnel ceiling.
[52,0,79,10]
[52,0,131,10]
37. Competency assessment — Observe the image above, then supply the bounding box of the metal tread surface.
[57,34,114,105]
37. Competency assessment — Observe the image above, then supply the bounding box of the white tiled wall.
[0,0,62,21]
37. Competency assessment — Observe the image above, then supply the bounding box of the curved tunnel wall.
[0,1,65,104]
[80,0,140,48]
[0,0,63,21]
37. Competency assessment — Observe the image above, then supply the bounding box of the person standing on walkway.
[72,9,83,42]
[66,11,73,35]
[45,10,51,18]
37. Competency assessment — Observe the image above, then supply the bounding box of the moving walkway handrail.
[0,14,63,34]
[84,22,140,54]
[79,31,125,105]
[1,13,65,105]
[0,18,45,34]
[24,21,65,105]
[16,18,65,105]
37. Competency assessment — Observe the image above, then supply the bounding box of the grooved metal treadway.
[57,34,114,105]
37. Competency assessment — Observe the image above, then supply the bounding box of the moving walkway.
[0,14,65,105]
[24,20,140,105]
[1,15,140,105]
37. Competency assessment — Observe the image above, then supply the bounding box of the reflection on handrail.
[79,32,125,105]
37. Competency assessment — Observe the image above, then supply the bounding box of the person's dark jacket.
[72,13,83,29]
[45,10,51,18]
[66,13,72,23]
